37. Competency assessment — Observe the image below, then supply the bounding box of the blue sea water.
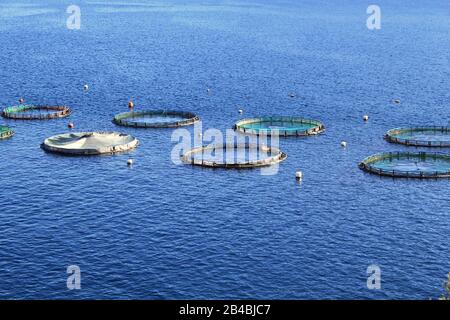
[0,0,449,299]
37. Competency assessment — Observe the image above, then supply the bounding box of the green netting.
[359,152,450,178]
[0,125,14,140]
[234,117,325,136]
[181,143,287,168]
[113,110,199,128]
[385,127,450,147]
[2,105,71,120]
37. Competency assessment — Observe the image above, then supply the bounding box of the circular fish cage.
[181,143,287,169]
[234,117,325,136]
[359,152,450,179]
[0,125,14,140]
[41,132,139,156]
[113,110,199,128]
[2,105,71,120]
[385,127,450,147]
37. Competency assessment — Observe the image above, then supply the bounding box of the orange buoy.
[68,122,74,129]
[128,101,134,109]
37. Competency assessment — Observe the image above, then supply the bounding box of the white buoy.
[83,84,89,91]
[68,122,74,129]
[341,141,347,148]
[127,159,134,166]
[363,115,369,121]
[393,99,401,104]
[295,171,303,180]
[238,109,243,114]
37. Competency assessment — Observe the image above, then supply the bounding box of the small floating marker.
[67,122,74,129]
[295,171,303,180]
[18,98,24,104]
[83,84,89,91]
[393,99,401,104]
[363,115,369,122]
[341,141,347,148]
[128,100,134,109]
[238,109,243,114]
[288,92,296,98]
[127,159,134,166]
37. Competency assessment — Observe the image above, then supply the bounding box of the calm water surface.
[0,0,449,299]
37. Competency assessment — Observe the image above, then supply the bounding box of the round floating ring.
[41,132,139,156]
[234,117,325,137]
[2,105,71,120]
[181,143,287,169]
[113,110,199,128]
[385,127,450,147]
[359,152,450,179]
[0,125,14,140]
